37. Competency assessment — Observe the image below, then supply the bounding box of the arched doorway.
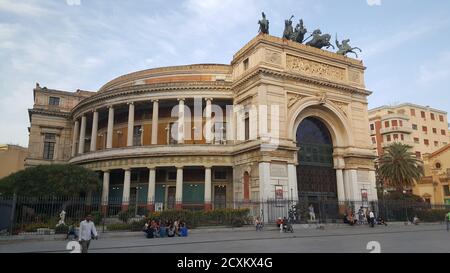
[296,117,337,221]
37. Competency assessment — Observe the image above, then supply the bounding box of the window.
[401,134,404,141]
[434,141,439,147]
[386,135,391,142]
[133,125,142,146]
[392,120,398,127]
[442,129,446,136]
[167,171,177,181]
[443,185,450,196]
[243,58,249,70]
[412,124,418,130]
[393,134,399,140]
[384,121,390,128]
[410,109,415,116]
[421,111,426,118]
[415,151,421,159]
[433,128,437,134]
[431,113,435,120]
[244,116,250,140]
[371,137,376,144]
[424,139,429,146]
[439,115,444,122]
[370,124,374,131]
[213,170,227,180]
[414,137,420,144]
[49,97,60,106]
[422,126,427,133]
[168,122,177,144]
[399,120,403,127]
[43,133,56,160]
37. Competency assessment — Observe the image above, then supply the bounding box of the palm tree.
[377,143,424,193]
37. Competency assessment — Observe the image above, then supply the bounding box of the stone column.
[287,164,298,201]
[204,166,212,211]
[368,170,378,202]
[151,100,159,145]
[259,162,271,222]
[127,102,135,147]
[175,167,183,209]
[177,98,185,144]
[205,98,213,144]
[78,115,87,154]
[71,120,79,157]
[122,169,131,211]
[101,170,110,215]
[344,169,359,202]
[336,169,346,202]
[106,106,114,149]
[147,168,156,211]
[90,110,99,152]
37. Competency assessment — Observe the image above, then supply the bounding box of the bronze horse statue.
[305,29,335,50]
[282,15,294,40]
[258,12,269,34]
[292,19,307,43]
[336,35,362,58]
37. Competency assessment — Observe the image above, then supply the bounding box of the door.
[167,186,176,209]
[214,185,226,209]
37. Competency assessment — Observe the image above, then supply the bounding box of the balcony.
[69,144,235,164]
[382,140,413,148]
[380,126,413,134]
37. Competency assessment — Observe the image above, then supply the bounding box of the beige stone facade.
[369,104,450,158]
[0,144,28,179]
[413,144,450,205]
[26,35,376,217]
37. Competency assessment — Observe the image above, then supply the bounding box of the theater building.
[26,35,377,217]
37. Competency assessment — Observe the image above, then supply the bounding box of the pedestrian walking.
[78,214,98,253]
[369,210,375,228]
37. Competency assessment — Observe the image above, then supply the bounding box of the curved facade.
[27,35,377,218]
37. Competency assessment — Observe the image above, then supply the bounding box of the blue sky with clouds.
[1,0,449,146]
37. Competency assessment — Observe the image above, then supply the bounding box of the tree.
[377,143,424,193]
[0,164,101,196]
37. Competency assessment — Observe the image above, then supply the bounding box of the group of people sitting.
[143,219,188,238]
[343,207,388,227]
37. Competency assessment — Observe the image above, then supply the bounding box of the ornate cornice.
[70,81,232,117]
[232,67,371,96]
[99,64,231,92]
[28,108,70,119]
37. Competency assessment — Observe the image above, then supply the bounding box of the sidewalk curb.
[0,222,444,243]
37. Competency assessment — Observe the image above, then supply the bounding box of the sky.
[1,0,450,147]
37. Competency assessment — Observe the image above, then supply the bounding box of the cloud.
[361,18,450,59]
[366,0,381,6]
[418,51,450,84]
[0,0,52,17]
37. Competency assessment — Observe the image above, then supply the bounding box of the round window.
[435,162,442,169]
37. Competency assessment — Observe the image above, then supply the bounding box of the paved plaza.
[0,224,449,253]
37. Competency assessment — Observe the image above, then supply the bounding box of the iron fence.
[0,195,449,236]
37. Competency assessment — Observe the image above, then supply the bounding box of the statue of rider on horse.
[258,12,269,34]
[335,34,362,58]
[257,13,362,58]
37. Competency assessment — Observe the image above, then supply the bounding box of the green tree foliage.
[0,164,101,196]
[377,143,424,192]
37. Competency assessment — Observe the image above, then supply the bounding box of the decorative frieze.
[286,55,346,82]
